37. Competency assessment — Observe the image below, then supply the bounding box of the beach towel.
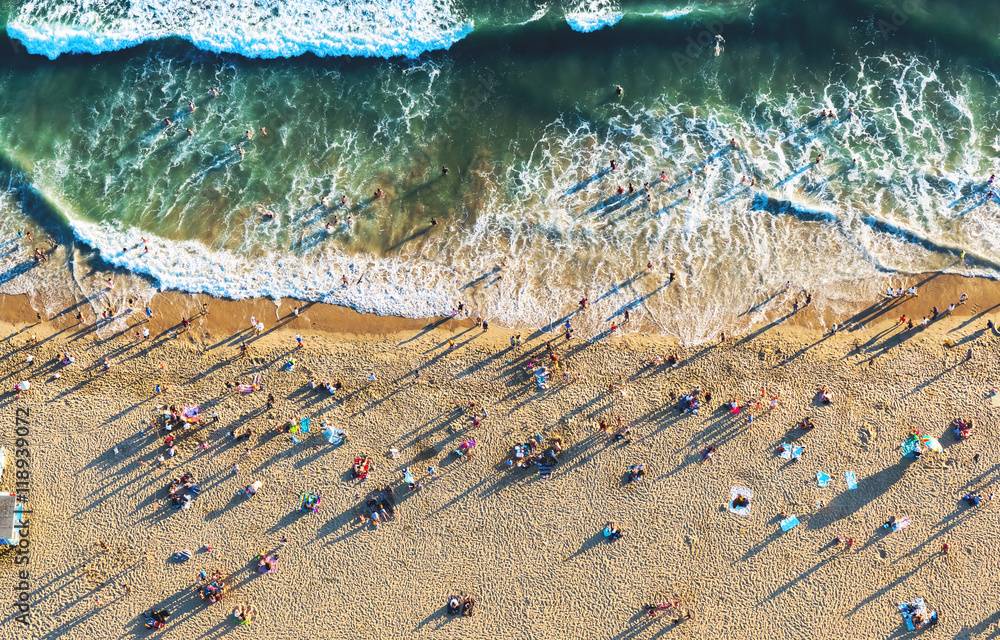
[845,471,858,490]
[300,492,320,512]
[403,467,415,485]
[816,471,831,487]
[538,463,553,479]
[238,385,255,393]
[901,438,920,458]
[780,515,799,531]
[891,516,911,532]
[300,418,310,434]
[728,486,753,516]
[323,424,347,445]
[780,443,792,460]
[899,598,926,630]
[791,446,803,460]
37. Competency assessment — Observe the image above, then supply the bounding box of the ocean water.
[2,0,1000,343]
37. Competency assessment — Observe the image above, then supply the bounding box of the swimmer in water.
[441,166,449,176]
[346,215,354,226]
[610,159,617,171]
[186,128,194,136]
[163,117,172,126]
[615,85,623,97]
[687,188,692,198]
[237,147,245,158]
[659,171,666,181]
[341,195,347,206]
[989,174,995,184]
[325,222,332,230]
[730,138,737,149]
[431,218,438,226]
[321,196,329,207]
[714,34,724,56]
[189,102,196,112]
[209,88,219,97]
[245,129,253,140]
[259,126,267,137]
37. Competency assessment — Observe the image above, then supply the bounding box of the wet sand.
[0,274,998,639]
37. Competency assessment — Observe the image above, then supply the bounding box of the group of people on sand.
[504,433,562,470]
[167,473,200,509]
[358,486,397,529]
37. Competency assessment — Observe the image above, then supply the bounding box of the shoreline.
[1,270,997,346]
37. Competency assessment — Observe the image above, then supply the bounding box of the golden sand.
[0,275,998,639]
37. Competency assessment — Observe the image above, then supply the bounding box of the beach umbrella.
[919,436,943,453]
[19,381,29,390]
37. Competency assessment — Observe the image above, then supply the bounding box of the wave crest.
[7,0,474,59]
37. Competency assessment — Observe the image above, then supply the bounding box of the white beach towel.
[728,486,753,516]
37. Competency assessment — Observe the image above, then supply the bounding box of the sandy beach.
[0,274,999,640]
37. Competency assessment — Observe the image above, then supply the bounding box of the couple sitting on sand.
[603,521,624,542]
[447,594,476,617]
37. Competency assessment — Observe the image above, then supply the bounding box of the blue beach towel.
[780,515,799,531]
[300,418,310,433]
[845,471,858,490]
[816,471,831,487]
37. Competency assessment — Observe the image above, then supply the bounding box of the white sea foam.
[563,0,622,32]
[3,53,1000,344]
[7,0,473,60]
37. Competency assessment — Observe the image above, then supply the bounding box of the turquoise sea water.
[2,0,1000,342]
